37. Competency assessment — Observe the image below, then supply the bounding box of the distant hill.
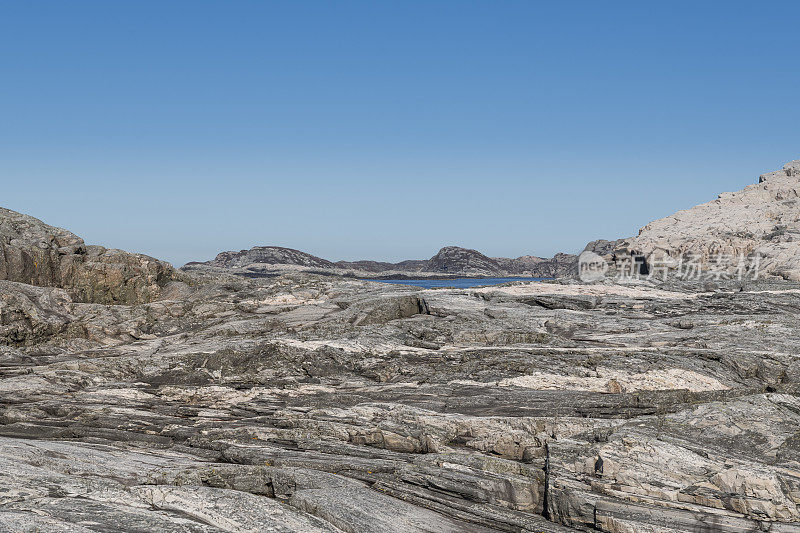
[187,245,577,278]
[196,246,335,270]
[425,246,502,274]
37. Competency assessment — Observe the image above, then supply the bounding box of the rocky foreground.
[2,211,800,532]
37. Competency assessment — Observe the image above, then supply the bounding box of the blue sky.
[2,1,799,265]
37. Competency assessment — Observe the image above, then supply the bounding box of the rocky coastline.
[2,160,800,532]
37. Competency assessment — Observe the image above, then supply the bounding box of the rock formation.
[0,207,177,304]
[4,250,800,531]
[626,160,800,280]
[197,246,336,270]
[424,246,501,274]
[494,253,578,278]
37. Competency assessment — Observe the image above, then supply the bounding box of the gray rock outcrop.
[627,159,800,280]
[0,207,176,304]
[582,238,631,257]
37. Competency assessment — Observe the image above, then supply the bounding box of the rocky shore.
[2,160,800,532]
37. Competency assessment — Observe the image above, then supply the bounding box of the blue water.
[366,277,548,289]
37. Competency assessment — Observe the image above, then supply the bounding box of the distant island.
[184,244,582,279]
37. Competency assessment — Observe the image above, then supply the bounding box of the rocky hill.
[0,207,177,304]
[190,245,577,278]
[624,160,800,280]
[200,246,335,270]
[424,246,502,274]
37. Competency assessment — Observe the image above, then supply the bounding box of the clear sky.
[2,1,799,266]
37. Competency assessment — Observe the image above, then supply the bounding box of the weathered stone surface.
[625,159,800,281]
[4,259,800,531]
[0,207,177,304]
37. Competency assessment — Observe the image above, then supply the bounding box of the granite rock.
[627,159,800,281]
[0,207,177,304]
